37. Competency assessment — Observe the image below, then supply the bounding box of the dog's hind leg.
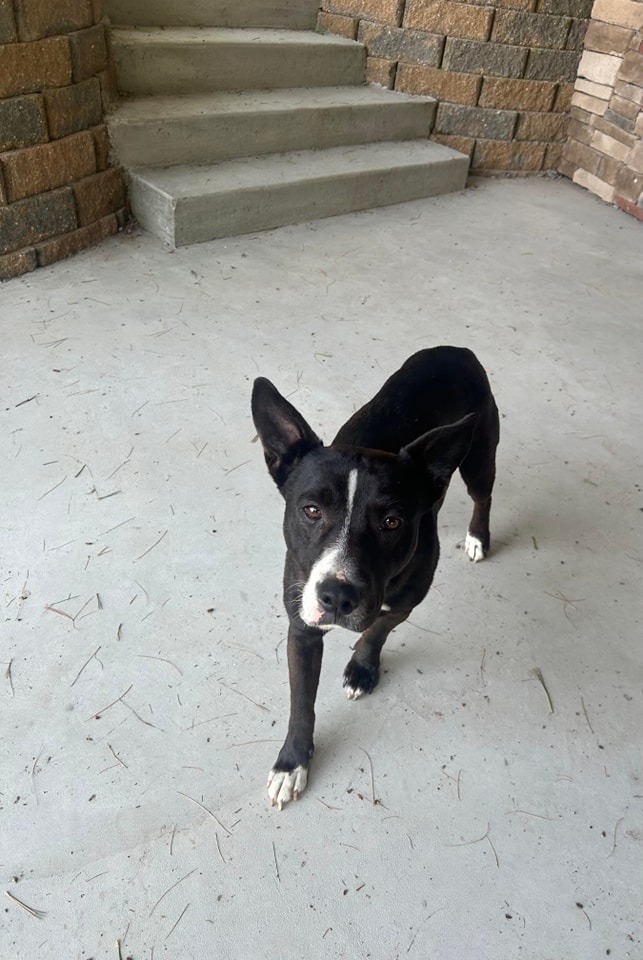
[458,400,499,562]
[343,609,410,699]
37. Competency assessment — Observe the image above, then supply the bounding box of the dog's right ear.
[251,378,323,489]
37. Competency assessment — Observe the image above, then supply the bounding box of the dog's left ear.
[252,377,323,489]
[400,412,478,493]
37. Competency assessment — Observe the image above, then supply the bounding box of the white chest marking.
[301,469,359,626]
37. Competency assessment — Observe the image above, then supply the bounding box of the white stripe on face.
[301,469,358,626]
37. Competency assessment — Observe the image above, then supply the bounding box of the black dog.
[252,346,499,808]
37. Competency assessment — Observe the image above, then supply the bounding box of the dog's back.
[333,346,497,453]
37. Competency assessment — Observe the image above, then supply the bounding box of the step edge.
[129,143,469,201]
[107,96,436,128]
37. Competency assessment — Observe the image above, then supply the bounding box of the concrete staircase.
[105,0,469,247]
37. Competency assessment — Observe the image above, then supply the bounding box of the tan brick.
[90,124,110,170]
[442,37,528,77]
[43,77,103,140]
[324,0,404,27]
[566,18,588,52]
[92,0,105,20]
[564,138,603,176]
[544,142,564,169]
[479,76,557,111]
[0,36,73,98]
[0,166,7,205]
[0,95,48,151]
[592,115,636,147]
[404,1,494,41]
[597,151,622,185]
[525,47,581,81]
[436,101,517,138]
[605,109,633,140]
[366,56,397,86]
[569,104,593,126]
[591,129,633,164]
[472,138,546,171]
[492,10,571,49]
[609,95,639,125]
[0,187,77,255]
[460,0,536,8]
[554,82,575,112]
[577,50,622,86]
[14,0,93,41]
[69,23,108,81]
[0,131,96,203]
[98,62,119,109]
[0,0,17,43]
[614,164,643,204]
[604,106,635,134]
[73,168,125,225]
[614,77,643,104]
[431,132,475,158]
[359,21,445,64]
[630,140,643,174]
[0,247,38,281]
[318,11,359,39]
[396,62,481,104]
[558,156,577,179]
[583,20,635,56]
[573,168,615,202]
[35,212,118,267]
[571,91,608,116]
[515,110,566,142]
[538,0,593,15]
[619,50,643,87]
[591,0,642,30]
[574,77,613,100]
[567,116,592,145]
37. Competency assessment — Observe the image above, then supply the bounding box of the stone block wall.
[560,0,642,220]
[0,0,126,281]
[318,0,594,174]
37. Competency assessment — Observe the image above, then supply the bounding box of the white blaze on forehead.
[301,469,359,626]
[345,467,357,523]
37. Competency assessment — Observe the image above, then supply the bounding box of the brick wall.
[559,1,642,220]
[0,0,126,281]
[318,0,594,173]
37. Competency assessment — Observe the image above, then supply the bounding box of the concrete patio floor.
[1,177,642,960]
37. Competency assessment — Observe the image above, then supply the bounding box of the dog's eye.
[303,504,322,521]
[382,515,402,531]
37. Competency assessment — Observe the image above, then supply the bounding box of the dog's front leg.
[268,623,323,809]
[343,608,411,699]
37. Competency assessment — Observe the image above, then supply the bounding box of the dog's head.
[252,377,476,632]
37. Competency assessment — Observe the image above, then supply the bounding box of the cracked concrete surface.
[1,177,642,959]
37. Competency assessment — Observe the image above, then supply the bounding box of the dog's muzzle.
[302,577,379,632]
[318,578,359,622]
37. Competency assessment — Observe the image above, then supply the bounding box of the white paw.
[344,685,364,701]
[464,533,485,562]
[267,765,308,809]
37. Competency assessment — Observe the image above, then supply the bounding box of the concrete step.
[111,27,366,96]
[108,87,436,168]
[128,140,469,247]
[105,0,320,29]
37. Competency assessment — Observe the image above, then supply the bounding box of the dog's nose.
[318,579,358,619]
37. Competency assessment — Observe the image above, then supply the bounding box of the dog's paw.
[267,765,308,810]
[343,661,378,700]
[463,533,486,562]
